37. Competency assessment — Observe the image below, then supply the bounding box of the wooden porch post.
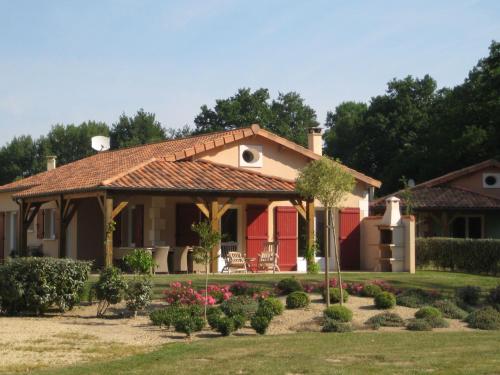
[104,197,114,267]
[209,200,219,273]
[17,199,27,256]
[306,200,315,250]
[58,195,66,258]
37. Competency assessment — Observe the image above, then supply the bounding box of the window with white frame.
[451,215,483,239]
[43,209,56,240]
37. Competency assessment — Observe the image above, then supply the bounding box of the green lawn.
[37,331,500,375]
[87,270,500,299]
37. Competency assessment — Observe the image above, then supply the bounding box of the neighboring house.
[371,159,500,239]
[0,124,381,271]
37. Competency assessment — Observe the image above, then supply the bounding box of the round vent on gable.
[483,173,500,188]
[239,145,263,167]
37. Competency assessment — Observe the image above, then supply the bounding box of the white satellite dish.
[91,136,110,152]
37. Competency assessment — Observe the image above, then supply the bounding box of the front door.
[246,205,268,260]
[176,204,201,246]
[275,207,298,271]
[339,208,361,270]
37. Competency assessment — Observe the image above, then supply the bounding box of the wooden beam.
[25,203,41,228]
[96,195,105,215]
[17,199,27,256]
[62,199,72,219]
[63,201,79,229]
[111,201,128,220]
[209,200,219,273]
[306,200,315,250]
[290,199,307,220]
[216,198,235,220]
[104,197,114,267]
[193,198,210,218]
[58,196,66,258]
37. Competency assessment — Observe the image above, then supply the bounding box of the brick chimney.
[46,156,57,171]
[307,127,323,155]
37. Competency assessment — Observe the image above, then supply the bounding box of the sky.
[1,0,499,144]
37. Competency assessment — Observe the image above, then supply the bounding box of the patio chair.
[258,242,280,273]
[221,251,247,274]
[152,246,170,273]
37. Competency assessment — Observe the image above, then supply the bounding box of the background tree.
[296,157,355,307]
[0,136,41,185]
[110,108,166,148]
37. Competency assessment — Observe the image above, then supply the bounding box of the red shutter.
[246,205,268,259]
[339,208,361,270]
[113,213,122,247]
[175,204,200,246]
[275,207,298,271]
[134,205,144,247]
[37,211,44,239]
[0,212,4,261]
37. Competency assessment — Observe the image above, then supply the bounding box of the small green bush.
[365,312,405,329]
[232,314,246,330]
[256,302,275,320]
[123,249,156,274]
[415,306,442,320]
[0,257,91,315]
[174,314,205,337]
[216,316,236,336]
[456,286,482,306]
[406,319,433,331]
[465,307,500,330]
[361,284,382,297]
[277,278,303,295]
[206,307,224,330]
[323,288,349,304]
[432,300,468,320]
[374,292,396,309]
[487,285,500,307]
[259,297,284,316]
[323,306,353,322]
[286,291,310,309]
[125,277,153,316]
[220,296,258,319]
[95,267,127,317]
[425,315,449,328]
[396,288,439,308]
[150,305,192,329]
[251,315,271,335]
[322,319,353,333]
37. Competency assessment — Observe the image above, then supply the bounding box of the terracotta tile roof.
[371,186,500,210]
[104,159,296,195]
[1,124,381,199]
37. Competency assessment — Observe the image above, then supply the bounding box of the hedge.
[416,237,500,275]
[0,257,91,315]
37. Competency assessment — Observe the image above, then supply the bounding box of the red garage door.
[275,207,297,271]
[246,205,268,259]
[339,208,361,270]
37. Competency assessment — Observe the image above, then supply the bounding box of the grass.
[85,270,500,299]
[36,331,500,375]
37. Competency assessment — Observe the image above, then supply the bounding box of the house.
[371,159,500,239]
[0,124,382,271]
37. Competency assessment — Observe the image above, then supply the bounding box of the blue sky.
[1,0,499,144]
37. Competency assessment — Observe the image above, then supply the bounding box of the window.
[451,216,483,239]
[43,209,56,240]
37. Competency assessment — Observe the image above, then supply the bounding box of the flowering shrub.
[229,281,264,297]
[346,282,364,296]
[201,284,232,304]
[164,281,217,306]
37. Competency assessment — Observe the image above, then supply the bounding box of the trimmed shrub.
[259,297,284,317]
[0,257,91,315]
[487,285,500,310]
[416,237,500,275]
[415,306,442,320]
[251,315,271,335]
[286,291,310,309]
[216,316,236,336]
[322,319,353,333]
[396,288,440,308]
[174,315,205,337]
[375,292,396,309]
[465,307,500,330]
[220,296,259,319]
[323,288,349,304]
[425,315,449,328]
[323,306,353,322]
[228,281,263,297]
[206,307,224,330]
[256,302,275,320]
[432,300,468,320]
[125,277,153,316]
[94,267,127,317]
[365,312,405,329]
[406,319,433,331]
[361,284,382,297]
[149,306,186,329]
[277,278,303,295]
[456,286,482,306]
[232,314,246,330]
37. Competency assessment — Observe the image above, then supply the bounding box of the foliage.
[465,307,500,330]
[365,312,405,329]
[276,278,303,295]
[250,314,271,335]
[322,319,353,333]
[323,306,353,322]
[374,292,396,309]
[361,284,383,297]
[406,319,433,331]
[396,288,441,308]
[324,288,349,304]
[432,300,468,320]
[110,109,166,149]
[193,88,319,147]
[259,297,284,317]
[425,315,449,328]
[163,281,216,306]
[487,285,500,310]
[456,286,482,306]
[123,249,156,274]
[228,281,263,297]
[220,296,259,319]
[286,291,310,309]
[125,277,153,316]
[305,246,320,275]
[174,314,205,337]
[149,306,188,329]
[94,267,128,317]
[415,306,442,320]
[0,257,90,315]
[215,316,236,336]
[416,237,500,275]
[202,284,232,304]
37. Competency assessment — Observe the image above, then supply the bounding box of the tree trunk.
[324,207,330,307]
[330,208,344,306]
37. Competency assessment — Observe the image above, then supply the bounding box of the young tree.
[191,220,222,320]
[296,157,355,307]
